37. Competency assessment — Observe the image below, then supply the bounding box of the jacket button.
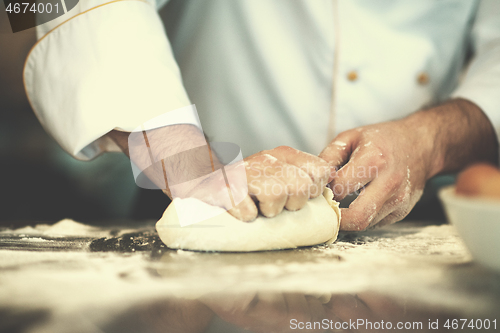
[417,72,429,85]
[347,70,358,82]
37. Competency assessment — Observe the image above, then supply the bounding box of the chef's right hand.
[176,145,332,222]
[109,127,331,222]
[238,146,331,220]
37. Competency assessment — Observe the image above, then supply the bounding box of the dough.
[156,188,341,252]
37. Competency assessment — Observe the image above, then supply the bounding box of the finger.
[228,194,259,222]
[262,146,330,198]
[319,131,361,173]
[366,175,419,228]
[249,175,288,218]
[179,172,258,222]
[330,165,373,202]
[246,155,288,217]
[248,154,312,212]
[339,177,394,231]
[319,140,350,170]
[280,163,313,211]
[221,161,258,222]
[373,194,415,228]
[329,138,389,201]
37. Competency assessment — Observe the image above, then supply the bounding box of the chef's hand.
[175,145,331,221]
[109,127,330,222]
[319,98,498,231]
[243,146,330,218]
[319,121,428,231]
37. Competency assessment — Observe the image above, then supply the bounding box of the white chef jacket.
[24,0,500,160]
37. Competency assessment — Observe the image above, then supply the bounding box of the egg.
[456,163,500,199]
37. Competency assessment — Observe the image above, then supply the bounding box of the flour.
[1,221,497,333]
[1,219,138,238]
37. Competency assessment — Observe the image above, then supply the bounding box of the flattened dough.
[156,188,341,252]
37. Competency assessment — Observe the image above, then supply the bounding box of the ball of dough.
[156,188,341,252]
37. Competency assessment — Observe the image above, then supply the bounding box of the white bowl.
[439,186,500,273]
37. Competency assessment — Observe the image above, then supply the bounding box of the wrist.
[109,124,212,196]
[402,98,498,177]
[399,110,443,179]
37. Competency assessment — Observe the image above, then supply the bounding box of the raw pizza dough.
[156,188,341,252]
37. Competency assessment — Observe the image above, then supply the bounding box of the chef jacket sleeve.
[452,0,500,150]
[23,0,194,160]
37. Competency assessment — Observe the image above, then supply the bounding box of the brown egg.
[456,163,500,199]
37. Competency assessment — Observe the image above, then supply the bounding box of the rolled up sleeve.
[24,0,192,160]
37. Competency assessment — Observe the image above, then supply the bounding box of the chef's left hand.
[319,120,429,231]
[319,98,498,231]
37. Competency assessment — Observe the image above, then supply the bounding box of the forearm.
[108,124,214,198]
[402,98,498,178]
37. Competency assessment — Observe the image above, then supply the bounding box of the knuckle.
[383,178,400,193]
[312,161,331,180]
[317,158,331,171]
[287,179,311,198]
[263,183,287,201]
[304,168,323,185]
[367,151,387,169]
[274,145,294,154]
